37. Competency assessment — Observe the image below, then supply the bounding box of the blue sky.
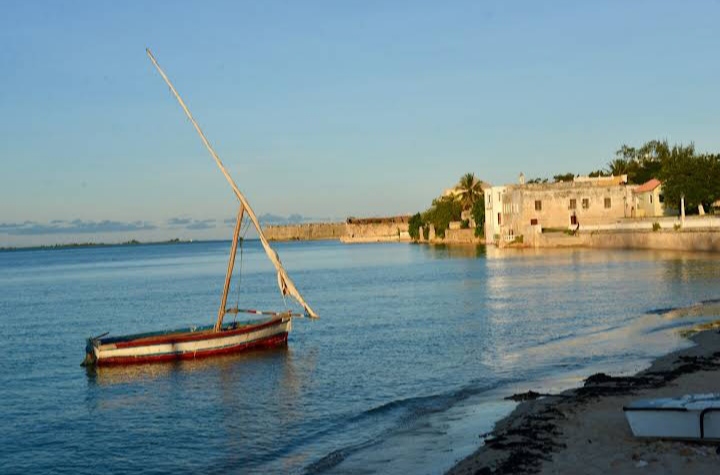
[2,1,720,245]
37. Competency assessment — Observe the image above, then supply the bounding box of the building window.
[530,218,538,225]
[650,195,653,204]
[604,197,611,208]
[497,213,502,225]
[582,198,589,209]
[569,199,577,210]
[535,200,542,211]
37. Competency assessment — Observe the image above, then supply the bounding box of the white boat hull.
[85,317,292,366]
[624,394,720,440]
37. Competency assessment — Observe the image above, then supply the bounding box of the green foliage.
[512,235,524,244]
[608,140,669,184]
[659,146,720,213]
[553,173,575,183]
[588,169,610,177]
[471,195,485,237]
[652,222,661,232]
[460,219,470,229]
[674,223,682,231]
[408,213,423,240]
[457,172,484,210]
[422,225,429,240]
[526,177,548,184]
[423,195,463,239]
[601,140,720,214]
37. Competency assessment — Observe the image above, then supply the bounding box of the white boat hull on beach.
[624,394,720,440]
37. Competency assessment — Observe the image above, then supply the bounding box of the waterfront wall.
[501,216,720,252]
[341,222,411,243]
[263,223,346,241]
[585,230,720,252]
[527,229,720,252]
[263,221,411,243]
[441,228,479,244]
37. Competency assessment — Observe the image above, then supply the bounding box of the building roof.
[635,178,662,194]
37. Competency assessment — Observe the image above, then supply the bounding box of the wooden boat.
[623,394,720,440]
[82,49,318,367]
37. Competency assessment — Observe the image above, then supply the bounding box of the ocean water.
[1,241,719,474]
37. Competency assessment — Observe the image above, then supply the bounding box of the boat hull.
[85,317,291,366]
[624,394,720,440]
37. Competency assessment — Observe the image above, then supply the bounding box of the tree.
[553,173,575,183]
[408,213,423,240]
[606,158,633,177]
[422,196,462,238]
[658,143,720,213]
[610,140,669,184]
[456,173,483,210]
[471,195,485,237]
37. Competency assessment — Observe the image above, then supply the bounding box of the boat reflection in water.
[85,346,296,387]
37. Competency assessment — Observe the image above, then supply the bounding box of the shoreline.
[447,326,720,475]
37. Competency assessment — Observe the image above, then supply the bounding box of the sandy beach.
[448,328,720,475]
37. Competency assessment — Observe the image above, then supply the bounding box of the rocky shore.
[448,322,720,474]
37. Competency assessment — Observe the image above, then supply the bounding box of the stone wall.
[586,230,720,252]
[263,221,412,243]
[341,222,410,243]
[263,223,346,241]
[530,229,720,252]
[442,228,479,243]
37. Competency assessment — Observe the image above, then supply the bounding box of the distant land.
[0,238,199,252]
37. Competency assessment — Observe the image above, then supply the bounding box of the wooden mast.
[146,48,318,319]
[215,205,245,332]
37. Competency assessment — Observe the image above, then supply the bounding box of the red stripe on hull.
[97,332,288,366]
[111,318,285,349]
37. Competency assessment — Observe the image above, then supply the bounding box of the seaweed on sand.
[461,348,720,474]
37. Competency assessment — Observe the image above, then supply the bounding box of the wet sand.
[447,329,720,475]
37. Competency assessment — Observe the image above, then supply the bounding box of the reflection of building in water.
[425,244,486,259]
[480,251,518,369]
[484,174,633,245]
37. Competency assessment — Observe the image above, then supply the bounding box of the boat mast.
[146,48,318,319]
[215,205,245,332]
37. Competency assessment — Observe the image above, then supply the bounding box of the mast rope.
[231,216,252,319]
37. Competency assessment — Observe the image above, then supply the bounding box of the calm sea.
[1,241,719,474]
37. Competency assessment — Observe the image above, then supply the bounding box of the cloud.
[256,213,316,225]
[0,220,157,236]
[186,219,216,230]
[167,217,216,230]
[255,213,343,225]
[167,217,193,226]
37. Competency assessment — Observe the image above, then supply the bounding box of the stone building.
[485,175,633,244]
[632,178,665,218]
[484,185,507,243]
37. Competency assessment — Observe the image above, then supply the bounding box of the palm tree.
[607,158,630,176]
[456,173,483,210]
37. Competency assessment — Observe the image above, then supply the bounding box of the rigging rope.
[229,216,295,319]
[231,216,254,321]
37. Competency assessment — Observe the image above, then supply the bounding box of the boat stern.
[81,337,99,366]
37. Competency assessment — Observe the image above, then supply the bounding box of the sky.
[2,0,720,246]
